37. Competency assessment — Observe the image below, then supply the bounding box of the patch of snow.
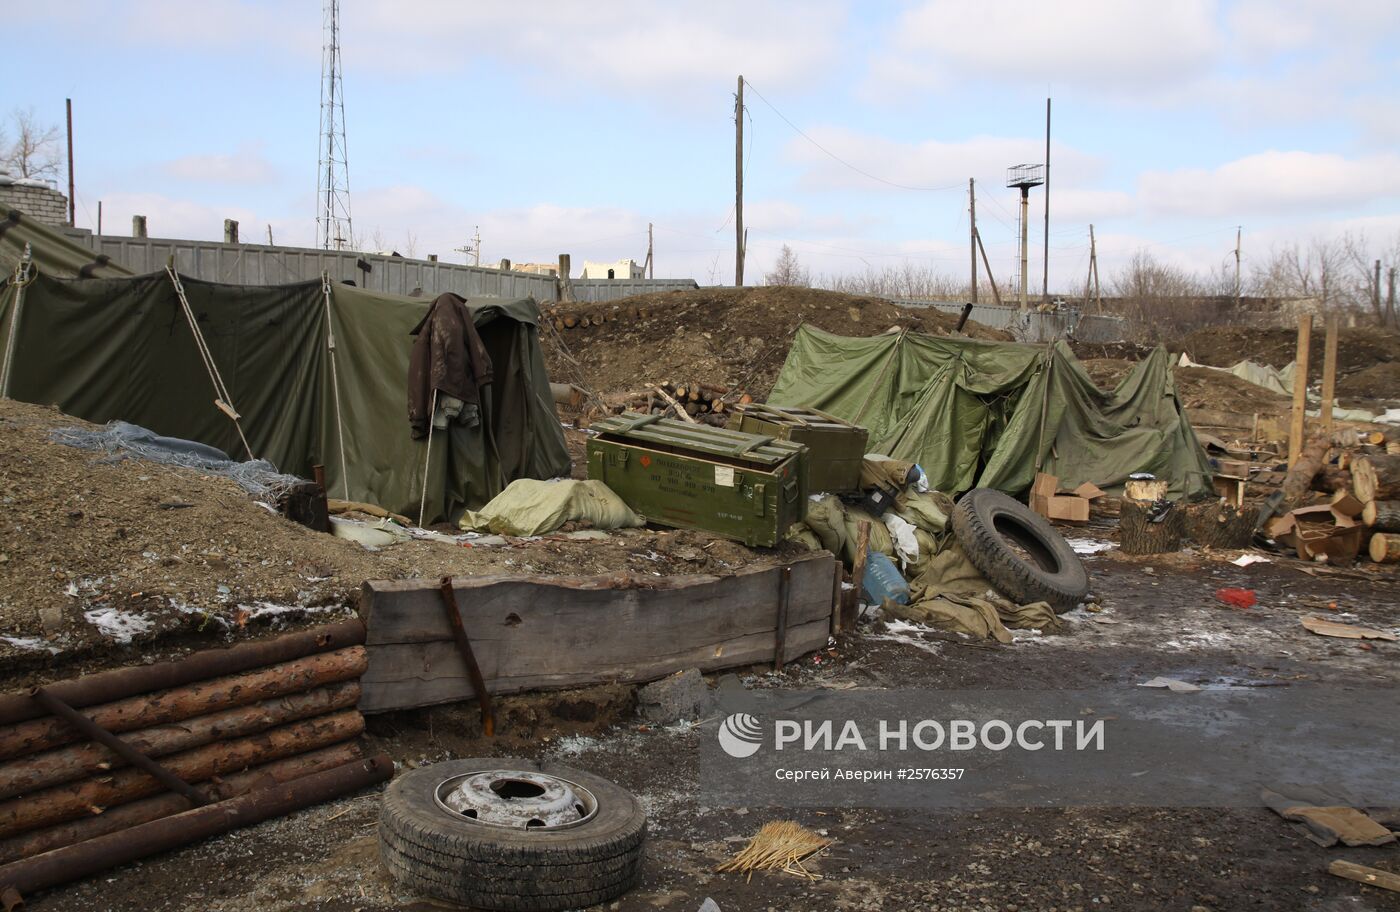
[0,635,57,654]
[549,734,601,758]
[1066,538,1113,555]
[83,606,154,643]
[869,618,943,655]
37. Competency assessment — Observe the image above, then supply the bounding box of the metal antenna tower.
[317,0,353,250]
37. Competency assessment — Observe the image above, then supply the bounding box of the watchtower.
[1007,164,1045,310]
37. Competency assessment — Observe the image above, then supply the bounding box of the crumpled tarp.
[459,479,644,537]
[769,325,1212,497]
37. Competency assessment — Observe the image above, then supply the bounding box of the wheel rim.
[433,770,599,830]
[991,511,1061,574]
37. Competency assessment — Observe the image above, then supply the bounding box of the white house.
[582,259,644,280]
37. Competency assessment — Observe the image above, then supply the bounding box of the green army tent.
[0,209,569,523]
[768,324,1212,498]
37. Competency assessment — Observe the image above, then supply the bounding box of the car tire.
[951,488,1089,611]
[378,757,646,911]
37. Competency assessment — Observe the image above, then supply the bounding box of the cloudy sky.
[8,0,1400,288]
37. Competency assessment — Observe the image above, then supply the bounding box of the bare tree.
[3,108,60,180]
[765,244,810,287]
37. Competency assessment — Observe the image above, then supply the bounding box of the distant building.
[582,259,643,280]
[512,262,559,276]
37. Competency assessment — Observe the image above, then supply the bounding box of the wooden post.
[1329,859,1400,894]
[498,258,510,271]
[557,253,573,303]
[1288,314,1312,466]
[223,219,239,244]
[735,75,744,287]
[1320,314,1338,432]
[968,178,977,303]
[975,228,1004,308]
[772,566,791,671]
[132,215,147,238]
[65,98,75,226]
[646,222,654,279]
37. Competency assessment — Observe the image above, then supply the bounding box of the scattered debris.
[1327,859,1400,894]
[1215,588,1257,610]
[1138,676,1202,693]
[716,820,832,880]
[1300,615,1398,641]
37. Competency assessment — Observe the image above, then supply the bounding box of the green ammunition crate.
[587,412,808,547]
[726,403,868,494]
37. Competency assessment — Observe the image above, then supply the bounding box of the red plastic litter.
[1215,587,1257,609]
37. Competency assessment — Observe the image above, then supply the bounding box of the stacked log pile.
[0,619,388,901]
[609,381,752,427]
[544,302,657,331]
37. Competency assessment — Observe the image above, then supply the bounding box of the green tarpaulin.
[768,324,1212,497]
[0,211,568,522]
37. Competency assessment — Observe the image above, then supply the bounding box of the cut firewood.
[1363,501,1400,531]
[1280,436,1330,510]
[1311,465,1352,494]
[653,386,697,425]
[1370,532,1400,564]
[1328,860,1400,894]
[1353,454,1400,503]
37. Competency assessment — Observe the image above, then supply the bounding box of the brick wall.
[0,184,70,227]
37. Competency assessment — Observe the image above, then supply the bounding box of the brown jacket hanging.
[408,293,493,439]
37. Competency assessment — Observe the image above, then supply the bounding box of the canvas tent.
[768,324,1212,498]
[0,207,569,523]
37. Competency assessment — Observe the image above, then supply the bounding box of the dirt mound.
[1336,361,1400,400]
[0,400,786,686]
[1174,367,1292,414]
[541,286,1009,399]
[1176,324,1400,376]
[1079,358,1134,389]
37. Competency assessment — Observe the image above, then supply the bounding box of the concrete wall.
[0,184,69,227]
[57,229,698,304]
[890,298,1126,343]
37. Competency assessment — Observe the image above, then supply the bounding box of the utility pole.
[1375,259,1383,319]
[1089,224,1101,312]
[1042,97,1051,307]
[472,226,481,266]
[1388,266,1396,327]
[1084,225,1094,306]
[1234,227,1242,311]
[968,178,978,303]
[734,75,745,287]
[97,201,102,235]
[645,222,654,279]
[65,98,75,226]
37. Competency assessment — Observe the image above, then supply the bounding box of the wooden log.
[1366,430,1388,446]
[1328,859,1400,894]
[1370,532,1400,564]
[1124,479,1168,503]
[1181,502,1255,550]
[1119,500,1184,555]
[0,621,364,728]
[653,386,697,425]
[0,647,366,762]
[0,682,360,800]
[1288,314,1312,466]
[1363,501,1400,532]
[1280,436,1330,510]
[1353,454,1400,503]
[0,710,364,838]
[358,553,839,713]
[561,314,578,328]
[0,742,364,865]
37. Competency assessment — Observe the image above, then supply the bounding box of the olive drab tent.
[768,323,1213,498]
[0,206,569,523]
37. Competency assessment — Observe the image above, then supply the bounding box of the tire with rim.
[378,757,646,911]
[951,488,1089,612]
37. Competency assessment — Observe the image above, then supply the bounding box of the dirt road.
[30,549,1400,912]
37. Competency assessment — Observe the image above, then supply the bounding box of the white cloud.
[1139,151,1400,218]
[782,129,1105,194]
[871,0,1219,94]
[161,145,277,185]
[351,0,845,96]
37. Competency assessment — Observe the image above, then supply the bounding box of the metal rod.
[1042,96,1051,307]
[954,302,974,333]
[773,565,792,671]
[0,620,365,727]
[438,577,495,737]
[28,688,209,807]
[0,755,391,908]
[64,99,74,227]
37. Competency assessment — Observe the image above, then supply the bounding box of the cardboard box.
[1031,472,1059,499]
[1329,491,1364,519]
[1215,459,1252,479]
[1046,495,1089,523]
[1073,481,1106,500]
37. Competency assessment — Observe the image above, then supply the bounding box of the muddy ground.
[31,542,1400,912]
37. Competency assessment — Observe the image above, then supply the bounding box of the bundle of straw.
[716,820,832,880]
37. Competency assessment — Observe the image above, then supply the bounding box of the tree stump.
[1119,500,1185,555]
[1362,501,1400,533]
[1181,502,1255,550]
[1353,454,1400,503]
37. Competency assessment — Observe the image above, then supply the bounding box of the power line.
[741,78,962,194]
